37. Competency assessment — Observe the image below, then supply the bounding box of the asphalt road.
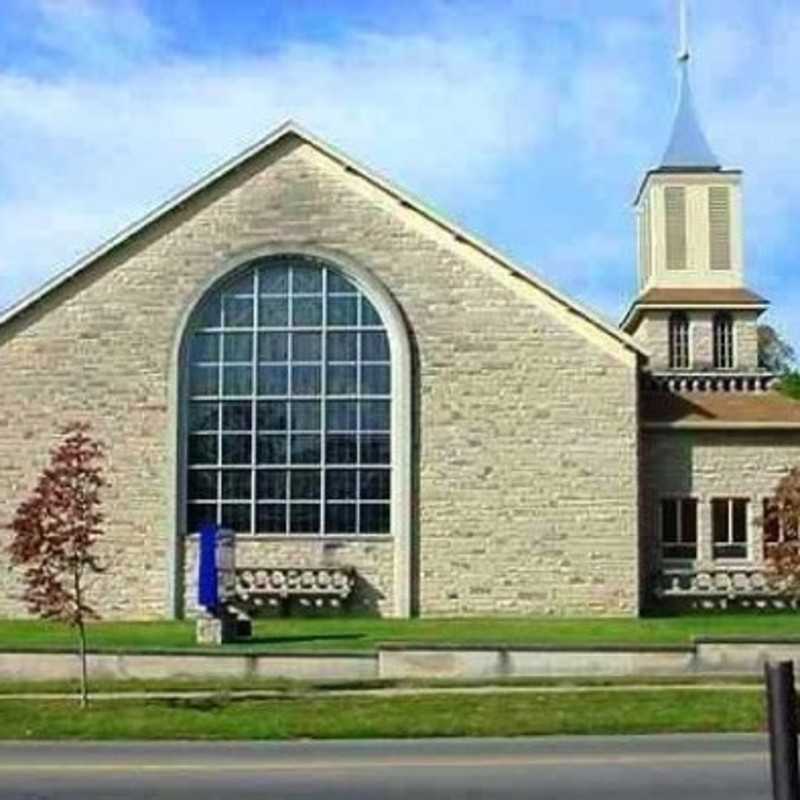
[0,734,772,799]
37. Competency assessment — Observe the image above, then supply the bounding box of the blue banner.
[198,522,219,613]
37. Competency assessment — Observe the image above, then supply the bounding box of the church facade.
[0,53,798,620]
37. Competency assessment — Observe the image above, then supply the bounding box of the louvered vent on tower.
[664,186,687,271]
[709,186,731,271]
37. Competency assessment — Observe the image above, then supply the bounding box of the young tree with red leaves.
[764,466,800,604]
[6,423,107,707]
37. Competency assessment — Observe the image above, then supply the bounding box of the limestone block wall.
[641,429,800,582]
[0,134,640,619]
[630,309,760,372]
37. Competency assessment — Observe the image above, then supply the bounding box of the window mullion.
[320,267,328,536]
[251,268,259,535]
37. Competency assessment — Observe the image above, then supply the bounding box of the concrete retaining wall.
[4,640,800,683]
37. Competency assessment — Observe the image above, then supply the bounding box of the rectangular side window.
[661,497,697,559]
[712,497,749,559]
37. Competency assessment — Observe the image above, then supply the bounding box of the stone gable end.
[0,134,640,618]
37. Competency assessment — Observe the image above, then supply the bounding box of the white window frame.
[711,497,750,561]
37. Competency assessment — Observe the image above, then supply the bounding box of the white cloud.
[2,0,800,350]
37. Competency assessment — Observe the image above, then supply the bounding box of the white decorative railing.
[655,567,778,599]
[229,566,356,612]
[644,372,776,394]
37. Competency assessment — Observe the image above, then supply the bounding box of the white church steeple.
[622,0,768,373]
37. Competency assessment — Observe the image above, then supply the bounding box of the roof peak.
[660,59,721,170]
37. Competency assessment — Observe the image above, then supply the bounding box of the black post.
[765,660,800,800]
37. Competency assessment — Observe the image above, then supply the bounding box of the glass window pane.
[189,402,218,432]
[328,296,358,326]
[328,271,356,293]
[327,332,357,361]
[326,469,357,500]
[292,265,323,293]
[195,297,221,329]
[360,469,390,500]
[326,434,358,465]
[190,333,219,363]
[360,504,390,534]
[361,400,390,431]
[292,400,321,431]
[361,365,390,395]
[221,503,251,533]
[257,400,287,431]
[327,365,357,395]
[292,332,321,361]
[681,499,697,544]
[733,499,749,543]
[221,470,251,500]
[291,365,321,395]
[361,296,382,326]
[327,400,358,431]
[256,470,287,500]
[260,266,289,294]
[223,333,252,362]
[226,272,253,295]
[292,297,322,326]
[290,434,321,464]
[764,499,781,545]
[661,499,677,543]
[291,470,321,500]
[223,296,253,327]
[188,469,217,500]
[258,365,288,396]
[326,504,356,534]
[259,297,288,327]
[187,503,217,533]
[259,332,288,361]
[360,434,390,464]
[712,499,728,544]
[188,434,217,465]
[223,366,252,396]
[256,504,286,534]
[290,504,320,534]
[222,434,251,465]
[361,332,389,361]
[190,365,218,397]
[222,401,252,431]
[257,435,287,465]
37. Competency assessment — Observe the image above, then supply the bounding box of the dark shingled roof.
[635,287,768,306]
[642,391,800,426]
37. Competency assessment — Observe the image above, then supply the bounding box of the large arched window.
[713,312,734,369]
[181,254,394,536]
[668,312,690,369]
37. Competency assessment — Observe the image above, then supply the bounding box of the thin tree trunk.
[74,570,89,709]
[77,619,88,708]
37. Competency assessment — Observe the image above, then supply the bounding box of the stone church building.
[1,49,799,620]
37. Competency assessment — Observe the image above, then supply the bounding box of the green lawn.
[0,689,766,739]
[1,613,799,653]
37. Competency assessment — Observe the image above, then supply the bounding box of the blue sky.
[2,1,799,347]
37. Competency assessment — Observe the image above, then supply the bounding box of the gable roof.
[621,287,768,331]
[0,120,644,357]
[642,390,800,429]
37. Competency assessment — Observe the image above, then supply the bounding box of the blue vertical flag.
[198,522,219,613]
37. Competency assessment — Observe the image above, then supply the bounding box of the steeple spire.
[660,0,720,170]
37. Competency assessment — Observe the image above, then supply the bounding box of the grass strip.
[0,690,766,740]
[2,613,800,653]
[0,673,764,696]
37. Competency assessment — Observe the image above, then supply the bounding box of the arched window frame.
[712,312,735,369]
[668,311,690,369]
[168,248,413,617]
